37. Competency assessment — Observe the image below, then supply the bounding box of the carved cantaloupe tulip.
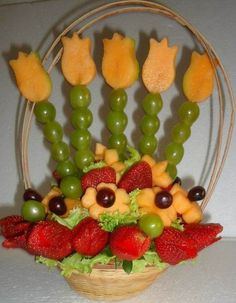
[10,52,52,102]
[61,33,96,85]
[102,33,139,89]
[183,51,214,102]
[142,38,178,93]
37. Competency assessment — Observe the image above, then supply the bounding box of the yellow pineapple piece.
[172,191,192,214]
[141,154,156,167]
[182,202,203,223]
[104,149,119,165]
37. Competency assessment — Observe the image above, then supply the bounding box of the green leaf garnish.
[51,207,89,229]
[122,260,133,274]
[82,160,106,173]
[99,189,140,232]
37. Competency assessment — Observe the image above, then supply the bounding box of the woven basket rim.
[20,0,236,212]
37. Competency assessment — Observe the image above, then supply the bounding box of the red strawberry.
[72,217,109,256]
[118,161,152,193]
[27,221,73,260]
[81,167,116,192]
[183,223,223,252]
[0,215,24,227]
[2,233,28,249]
[110,225,151,261]
[155,227,197,265]
[1,221,31,239]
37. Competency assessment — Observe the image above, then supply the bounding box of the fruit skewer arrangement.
[1,31,222,279]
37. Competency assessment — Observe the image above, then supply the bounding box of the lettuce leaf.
[82,160,106,173]
[124,145,141,170]
[99,189,141,232]
[51,207,89,229]
[132,251,168,273]
[60,250,116,277]
[36,256,59,268]
[171,217,184,231]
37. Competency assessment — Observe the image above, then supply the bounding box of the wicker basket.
[64,264,165,301]
[19,0,235,301]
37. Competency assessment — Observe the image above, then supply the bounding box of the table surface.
[0,0,236,302]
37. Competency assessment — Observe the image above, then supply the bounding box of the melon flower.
[142,37,178,93]
[81,182,130,219]
[61,32,97,86]
[102,33,139,89]
[183,51,214,102]
[9,52,52,102]
[137,187,177,227]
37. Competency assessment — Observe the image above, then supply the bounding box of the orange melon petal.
[61,33,96,86]
[142,38,178,93]
[9,52,52,102]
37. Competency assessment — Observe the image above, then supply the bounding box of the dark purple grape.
[173,177,182,186]
[155,191,173,209]
[23,188,42,202]
[48,196,67,216]
[188,186,206,201]
[96,188,115,208]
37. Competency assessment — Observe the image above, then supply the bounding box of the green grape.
[34,101,56,123]
[60,176,82,199]
[138,213,164,239]
[171,122,191,144]
[178,101,200,126]
[56,160,78,178]
[108,133,127,154]
[140,115,160,135]
[21,200,46,222]
[165,142,184,165]
[166,163,177,180]
[43,121,63,143]
[70,85,91,109]
[109,89,127,111]
[71,108,93,129]
[142,93,163,116]
[75,149,94,169]
[51,141,70,162]
[106,111,128,134]
[70,129,91,150]
[139,135,158,155]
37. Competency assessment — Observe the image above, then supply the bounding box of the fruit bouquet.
[0,1,235,301]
